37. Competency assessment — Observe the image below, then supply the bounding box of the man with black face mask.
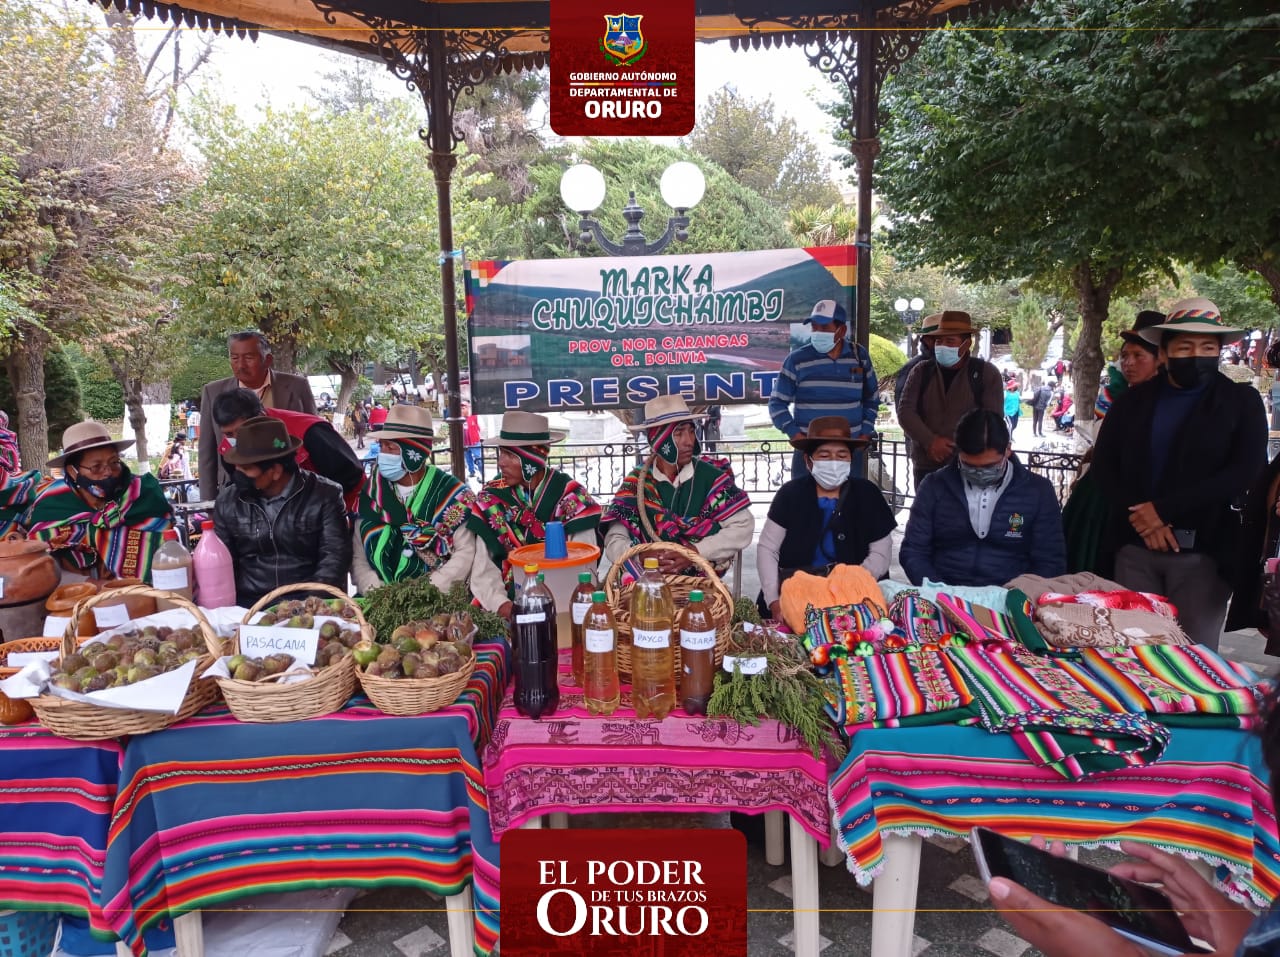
[900,409,1065,587]
[1092,298,1267,650]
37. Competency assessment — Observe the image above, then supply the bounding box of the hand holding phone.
[971,827,1212,957]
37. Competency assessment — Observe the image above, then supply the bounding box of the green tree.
[686,88,840,213]
[178,100,498,400]
[1009,294,1054,373]
[0,1,192,467]
[0,347,82,446]
[874,0,1280,417]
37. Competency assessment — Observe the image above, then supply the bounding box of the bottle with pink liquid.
[192,520,237,608]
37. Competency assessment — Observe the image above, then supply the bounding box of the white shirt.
[963,464,1015,539]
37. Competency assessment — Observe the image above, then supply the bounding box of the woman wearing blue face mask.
[900,409,1066,587]
[755,417,897,621]
[350,405,477,596]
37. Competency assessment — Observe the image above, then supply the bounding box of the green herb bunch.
[360,579,507,644]
[707,622,844,761]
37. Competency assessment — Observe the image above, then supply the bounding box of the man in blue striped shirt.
[769,299,879,480]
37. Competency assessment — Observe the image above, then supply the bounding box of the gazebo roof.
[86,0,1020,62]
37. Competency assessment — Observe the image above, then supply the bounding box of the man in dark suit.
[198,331,317,500]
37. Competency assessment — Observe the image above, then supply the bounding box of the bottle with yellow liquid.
[629,557,675,719]
[583,590,620,715]
[569,571,595,687]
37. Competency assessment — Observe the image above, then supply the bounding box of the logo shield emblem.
[601,14,646,65]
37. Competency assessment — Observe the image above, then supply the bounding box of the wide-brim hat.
[221,415,302,465]
[920,310,977,338]
[1139,298,1245,345]
[1119,310,1165,352]
[790,415,870,453]
[378,405,435,443]
[48,421,134,468]
[630,395,705,431]
[484,410,567,447]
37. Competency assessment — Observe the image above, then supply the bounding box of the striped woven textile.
[1077,645,1271,728]
[482,651,833,843]
[831,723,1280,907]
[0,730,121,933]
[102,639,510,957]
[824,650,973,729]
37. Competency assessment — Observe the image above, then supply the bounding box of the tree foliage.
[874,0,1280,416]
[686,88,841,213]
[0,346,82,445]
[1009,294,1054,372]
[177,100,498,374]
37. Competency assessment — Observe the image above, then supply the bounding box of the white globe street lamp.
[560,161,705,256]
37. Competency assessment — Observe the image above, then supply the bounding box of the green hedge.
[868,334,907,383]
[65,345,123,420]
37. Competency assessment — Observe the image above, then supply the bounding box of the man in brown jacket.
[898,311,1003,488]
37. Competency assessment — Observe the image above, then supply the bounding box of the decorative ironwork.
[310,2,547,149]
[90,0,256,39]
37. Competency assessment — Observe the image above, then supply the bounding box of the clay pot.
[94,578,157,628]
[0,538,59,607]
[46,581,101,638]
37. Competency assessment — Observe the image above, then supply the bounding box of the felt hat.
[805,300,848,325]
[47,421,134,468]
[1119,310,1166,353]
[377,404,435,443]
[221,416,301,465]
[483,410,567,447]
[630,395,705,431]
[1139,298,1245,345]
[789,416,870,454]
[920,311,977,338]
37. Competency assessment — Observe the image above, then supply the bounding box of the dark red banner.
[550,0,695,136]
[501,828,747,955]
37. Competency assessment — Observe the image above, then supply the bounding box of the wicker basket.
[357,646,477,716]
[29,585,220,741]
[217,582,367,723]
[0,637,62,725]
[604,542,733,677]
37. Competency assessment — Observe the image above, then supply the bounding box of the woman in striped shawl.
[24,421,173,581]
[351,406,476,595]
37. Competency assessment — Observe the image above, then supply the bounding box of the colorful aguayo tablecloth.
[103,639,510,957]
[830,724,1280,906]
[0,728,121,930]
[482,660,832,841]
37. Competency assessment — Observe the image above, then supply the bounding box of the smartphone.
[971,827,1212,957]
[1173,528,1197,550]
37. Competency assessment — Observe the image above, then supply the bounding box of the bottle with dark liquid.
[512,562,560,720]
[569,570,595,687]
[679,589,716,715]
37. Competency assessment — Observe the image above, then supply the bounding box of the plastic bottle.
[569,571,595,687]
[513,563,559,720]
[583,590,620,715]
[192,520,236,609]
[679,589,717,716]
[629,557,675,720]
[151,530,194,607]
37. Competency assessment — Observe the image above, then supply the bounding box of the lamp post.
[559,161,706,257]
[895,296,925,355]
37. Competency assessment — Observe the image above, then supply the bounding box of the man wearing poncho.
[351,405,476,594]
[24,421,173,580]
[601,395,754,579]
[467,411,601,617]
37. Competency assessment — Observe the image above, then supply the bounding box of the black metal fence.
[164,437,1084,546]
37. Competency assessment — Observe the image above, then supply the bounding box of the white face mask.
[811,459,851,490]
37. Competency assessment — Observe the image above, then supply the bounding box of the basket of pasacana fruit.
[353,612,476,716]
[29,585,220,740]
[216,582,369,723]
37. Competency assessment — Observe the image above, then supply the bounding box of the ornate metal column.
[312,0,545,477]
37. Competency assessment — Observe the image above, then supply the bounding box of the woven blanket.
[1077,645,1270,728]
[823,649,974,730]
[829,723,1280,907]
[948,642,1170,779]
[482,651,832,843]
[103,639,509,957]
[1036,601,1190,648]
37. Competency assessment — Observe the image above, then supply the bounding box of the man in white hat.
[350,405,477,595]
[601,396,754,577]
[466,411,601,616]
[769,299,880,480]
[1092,298,1268,649]
[24,421,174,580]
